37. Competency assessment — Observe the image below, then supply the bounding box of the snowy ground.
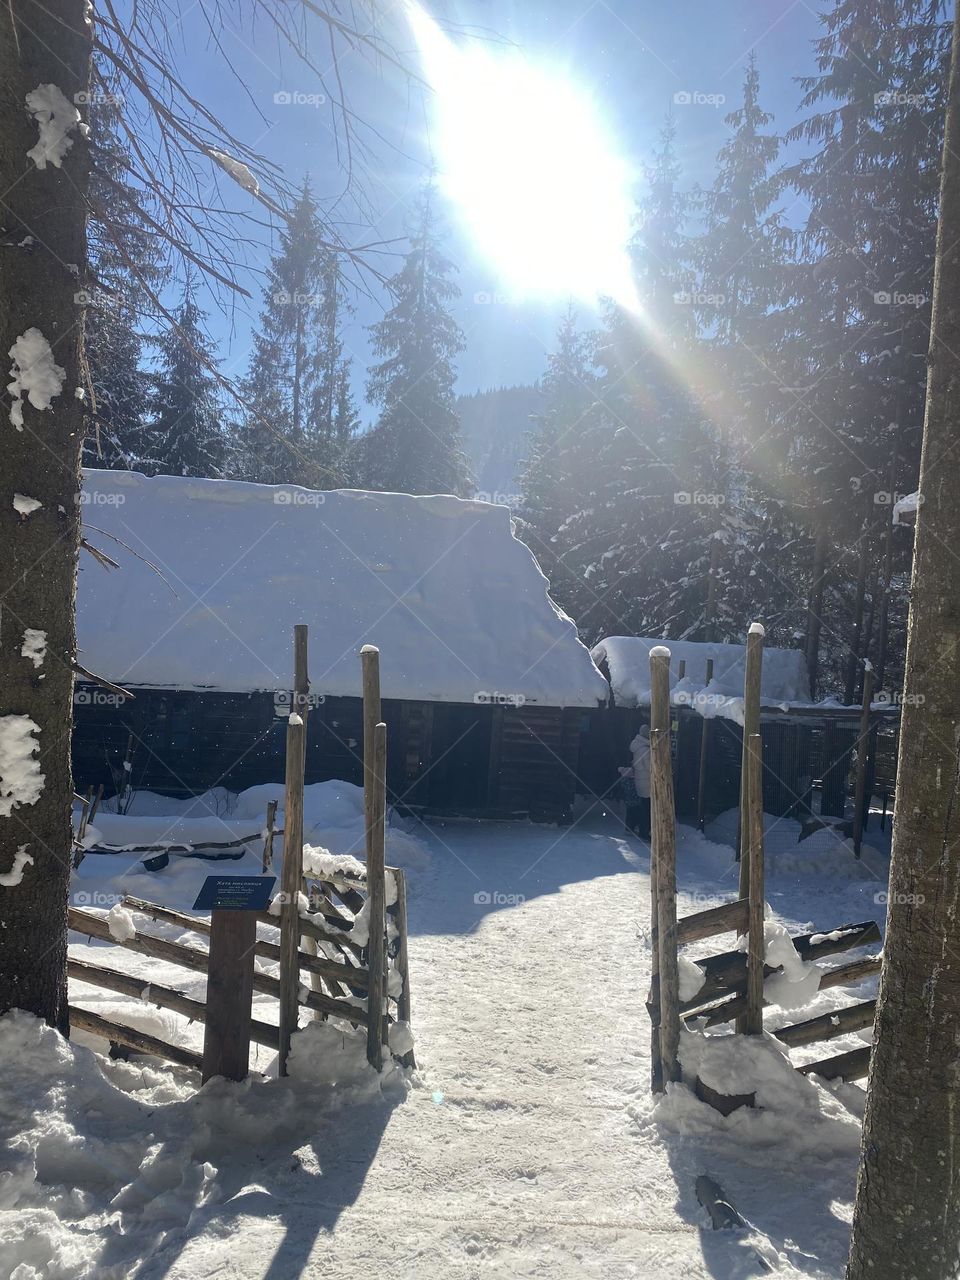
[1,789,892,1279]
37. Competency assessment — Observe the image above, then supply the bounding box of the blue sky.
[169,0,825,404]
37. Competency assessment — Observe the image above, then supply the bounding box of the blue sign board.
[193,874,276,912]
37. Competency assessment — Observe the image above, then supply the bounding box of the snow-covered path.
[136,813,868,1280]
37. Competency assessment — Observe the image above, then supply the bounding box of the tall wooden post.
[742,734,765,1036]
[737,624,765,867]
[278,627,309,1076]
[852,665,876,858]
[394,867,415,1068]
[366,721,388,1070]
[648,646,671,1092]
[696,657,714,831]
[651,726,680,1086]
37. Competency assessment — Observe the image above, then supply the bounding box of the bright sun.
[408,5,637,309]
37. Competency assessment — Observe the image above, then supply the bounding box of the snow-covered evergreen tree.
[236,180,355,487]
[147,287,224,477]
[362,186,470,496]
[82,76,161,470]
[517,304,597,584]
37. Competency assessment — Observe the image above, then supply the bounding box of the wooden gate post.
[695,657,714,831]
[743,733,766,1035]
[366,720,388,1070]
[278,626,309,1076]
[651,726,680,1086]
[202,908,257,1083]
[394,867,416,1068]
[648,645,671,1092]
[736,623,765,869]
[852,664,876,857]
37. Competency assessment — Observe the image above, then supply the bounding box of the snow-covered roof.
[591,636,812,718]
[77,471,607,707]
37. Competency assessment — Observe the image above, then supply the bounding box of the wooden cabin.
[73,471,608,823]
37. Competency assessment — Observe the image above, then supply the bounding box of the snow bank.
[0,1010,408,1279]
[77,470,608,708]
[592,636,811,721]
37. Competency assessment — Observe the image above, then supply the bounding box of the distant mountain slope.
[457,383,543,503]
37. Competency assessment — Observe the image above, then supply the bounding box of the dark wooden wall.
[71,686,583,823]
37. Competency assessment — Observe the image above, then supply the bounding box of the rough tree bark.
[846,9,960,1277]
[0,2,92,1030]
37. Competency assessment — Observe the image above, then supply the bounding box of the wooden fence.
[646,626,883,1109]
[67,629,414,1082]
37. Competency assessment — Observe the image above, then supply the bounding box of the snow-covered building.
[73,471,608,822]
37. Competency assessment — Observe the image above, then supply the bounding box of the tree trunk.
[0,1,91,1030]
[847,11,960,1277]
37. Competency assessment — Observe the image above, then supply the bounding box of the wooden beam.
[278,628,308,1076]
[852,665,877,857]
[648,645,671,1094]
[737,623,764,868]
[686,954,883,1028]
[67,957,280,1049]
[796,1045,871,1082]
[676,898,749,945]
[69,1005,203,1071]
[393,867,415,1068]
[776,999,876,1049]
[695,658,714,831]
[68,906,367,1026]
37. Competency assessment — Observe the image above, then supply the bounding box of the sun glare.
[408,5,638,309]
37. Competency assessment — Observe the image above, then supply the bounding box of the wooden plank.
[852,665,876,857]
[67,957,280,1049]
[677,898,749,946]
[202,910,257,1083]
[652,727,680,1087]
[775,999,876,1049]
[69,1005,203,1071]
[393,867,415,1067]
[279,676,307,1075]
[741,733,765,1035]
[796,1045,871,1082]
[648,645,671,1094]
[366,721,388,1071]
[695,1175,748,1230]
[686,954,883,1028]
[68,909,367,1027]
[737,623,764,871]
[679,921,882,1013]
[262,798,278,872]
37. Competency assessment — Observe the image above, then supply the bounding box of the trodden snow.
[0,784,888,1278]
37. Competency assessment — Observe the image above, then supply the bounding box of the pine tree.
[553,117,713,643]
[363,185,470,496]
[517,304,597,584]
[692,54,796,645]
[779,0,949,694]
[148,287,224,477]
[82,72,161,471]
[237,180,355,487]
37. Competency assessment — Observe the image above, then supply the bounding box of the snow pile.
[758,920,823,1012]
[893,491,920,524]
[77,470,608,707]
[0,1010,408,1279]
[0,714,44,817]
[677,953,706,1001]
[25,83,81,169]
[654,1028,863,1157]
[592,635,812,721]
[7,328,66,429]
[106,903,137,942]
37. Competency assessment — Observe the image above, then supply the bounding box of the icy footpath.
[1,811,873,1278]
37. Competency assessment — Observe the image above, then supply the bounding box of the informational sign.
[193,874,275,912]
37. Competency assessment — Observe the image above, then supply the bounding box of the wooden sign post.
[196,873,275,1084]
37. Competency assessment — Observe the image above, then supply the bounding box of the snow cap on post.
[748,622,765,638]
[360,644,379,656]
[649,645,672,658]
